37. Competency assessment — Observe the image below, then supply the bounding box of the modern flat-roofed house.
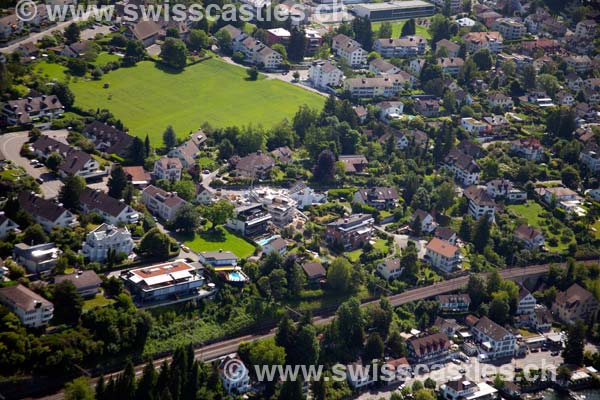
[141,185,188,221]
[233,151,275,180]
[80,188,139,225]
[354,187,399,209]
[226,203,272,237]
[0,284,53,328]
[437,294,471,312]
[552,283,599,324]
[199,250,238,267]
[13,242,61,277]
[471,316,515,359]
[3,95,64,125]
[514,225,544,249]
[377,258,403,281]
[122,260,205,303]
[326,213,374,250]
[18,192,77,232]
[153,157,183,182]
[425,238,461,273]
[407,332,451,366]
[0,212,20,239]
[55,270,102,298]
[81,224,134,262]
[352,0,435,21]
[440,376,498,400]
[82,121,134,159]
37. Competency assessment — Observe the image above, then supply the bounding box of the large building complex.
[352,1,435,21]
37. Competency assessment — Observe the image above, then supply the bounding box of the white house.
[443,150,481,186]
[80,188,139,225]
[141,185,188,221]
[369,57,401,75]
[412,209,437,233]
[440,376,498,400]
[199,250,238,267]
[262,236,287,256]
[168,140,200,168]
[461,117,489,134]
[377,258,403,281]
[153,157,183,182]
[377,101,404,121]
[346,362,376,389]
[0,212,20,239]
[19,192,77,232]
[288,182,327,209]
[0,284,53,328]
[580,142,600,173]
[309,60,344,89]
[464,186,496,221]
[471,316,516,359]
[516,284,537,315]
[81,224,135,262]
[425,238,461,273]
[332,34,367,67]
[219,354,252,395]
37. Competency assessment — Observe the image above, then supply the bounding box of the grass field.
[36,61,68,81]
[92,52,121,66]
[178,226,256,258]
[83,291,115,311]
[372,20,431,39]
[70,59,325,145]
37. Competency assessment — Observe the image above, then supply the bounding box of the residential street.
[0,130,68,198]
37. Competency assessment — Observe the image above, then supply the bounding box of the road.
[29,261,575,400]
[0,130,67,198]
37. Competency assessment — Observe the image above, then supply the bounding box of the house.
[456,17,476,27]
[514,225,545,250]
[199,250,238,267]
[219,354,251,395]
[61,40,92,57]
[516,284,537,315]
[457,141,485,159]
[302,262,326,283]
[265,27,290,46]
[435,227,457,245]
[411,209,437,233]
[58,150,100,179]
[486,179,526,202]
[3,95,64,125]
[82,121,134,158]
[343,76,408,98]
[407,332,451,366]
[425,238,461,273]
[233,151,275,180]
[125,20,161,46]
[54,270,102,298]
[471,316,516,359]
[410,58,426,76]
[566,73,584,91]
[487,93,513,110]
[464,186,496,221]
[141,185,188,221]
[30,135,71,159]
[436,39,460,57]
[576,19,597,38]
[369,58,400,75]
[0,212,20,239]
[80,188,139,225]
[497,53,532,71]
[580,141,600,173]
[440,376,498,400]
[288,182,327,209]
[511,138,544,161]
[168,140,200,169]
[414,98,440,117]
[0,284,53,328]
[354,106,368,123]
[438,57,464,76]
[270,146,293,163]
[262,236,287,256]
[153,157,183,182]
[346,362,376,389]
[353,187,399,209]
[535,186,582,210]
[252,190,296,227]
[373,36,427,58]
[309,60,344,89]
[477,10,502,28]
[332,34,367,67]
[18,192,77,232]
[81,224,134,262]
[434,316,460,337]
[556,91,575,107]
[226,203,272,237]
[461,117,489,134]
[552,283,599,324]
[325,213,374,250]
[377,258,403,281]
[566,55,592,74]
[462,32,503,54]
[442,149,481,186]
[194,184,213,205]
[437,294,471,313]
[16,42,39,58]
[13,242,61,276]
[189,129,207,147]
[532,306,553,332]
[492,18,526,40]
[338,155,368,174]
[0,14,24,41]
[395,129,428,149]
[123,166,151,188]
[252,44,283,69]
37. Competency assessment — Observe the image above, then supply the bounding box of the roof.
[235,151,275,172]
[473,316,511,341]
[302,262,326,278]
[338,155,368,173]
[463,31,503,44]
[59,149,93,175]
[435,227,456,241]
[436,39,459,51]
[438,57,464,68]
[426,237,459,258]
[55,270,102,289]
[437,293,470,304]
[379,258,401,273]
[444,149,480,174]
[31,135,71,156]
[18,192,69,222]
[369,57,397,72]
[172,140,200,166]
[264,236,287,252]
[219,24,242,39]
[357,187,399,202]
[127,260,196,289]
[83,121,134,156]
[517,284,532,301]
[123,166,151,183]
[312,59,341,73]
[80,187,128,217]
[271,146,293,162]
[354,0,433,11]
[200,250,237,261]
[514,224,543,241]
[0,284,52,311]
[155,156,183,170]
[408,332,450,357]
[128,20,161,40]
[142,185,187,208]
[445,375,476,392]
[464,186,495,207]
[556,283,597,308]
[7,96,63,124]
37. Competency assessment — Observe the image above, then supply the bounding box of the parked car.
[36,177,44,183]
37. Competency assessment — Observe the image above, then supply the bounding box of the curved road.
[27,261,585,400]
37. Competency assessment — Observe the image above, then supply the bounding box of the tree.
[217,138,234,159]
[135,362,158,400]
[378,22,393,38]
[53,281,84,324]
[187,29,210,51]
[163,125,177,150]
[401,18,416,36]
[561,165,580,190]
[59,175,86,209]
[144,135,151,158]
[400,242,419,284]
[171,180,196,202]
[546,106,576,139]
[139,228,172,258]
[434,181,455,211]
[51,82,75,110]
[172,203,201,233]
[522,63,536,90]
[313,149,336,183]
[467,274,486,309]
[126,137,145,165]
[352,16,373,51]
[64,23,80,44]
[472,49,492,71]
[67,58,87,76]
[124,39,146,66]
[46,152,64,171]
[429,14,450,43]
[537,74,560,97]
[363,333,384,363]
[337,298,364,352]
[563,320,586,366]
[414,389,436,400]
[200,200,234,229]
[160,37,187,70]
[215,29,233,54]
[65,377,94,400]
[472,215,491,252]
[288,28,306,63]
[246,66,259,80]
[327,257,353,292]
[424,377,436,389]
[21,224,48,246]
[488,295,510,325]
[108,165,129,199]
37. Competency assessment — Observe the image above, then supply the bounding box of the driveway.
[0,130,68,198]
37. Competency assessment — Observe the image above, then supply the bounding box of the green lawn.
[70,59,325,145]
[179,226,256,258]
[92,52,121,66]
[35,61,68,81]
[372,20,431,40]
[347,238,389,262]
[83,292,115,311]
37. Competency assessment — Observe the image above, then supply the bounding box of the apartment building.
[437,294,471,313]
[226,203,272,237]
[552,283,599,324]
[425,238,462,273]
[407,332,452,366]
[463,32,503,53]
[309,60,344,89]
[0,284,53,328]
[325,213,374,250]
[18,192,77,232]
[81,224,135,262]
[463,186,496,221]
[141,185,188,221]
[492,18,526,40]
[153,156,183,182]
[353,187,399,210]
[471,316,516,360]
[332,34,367,67]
